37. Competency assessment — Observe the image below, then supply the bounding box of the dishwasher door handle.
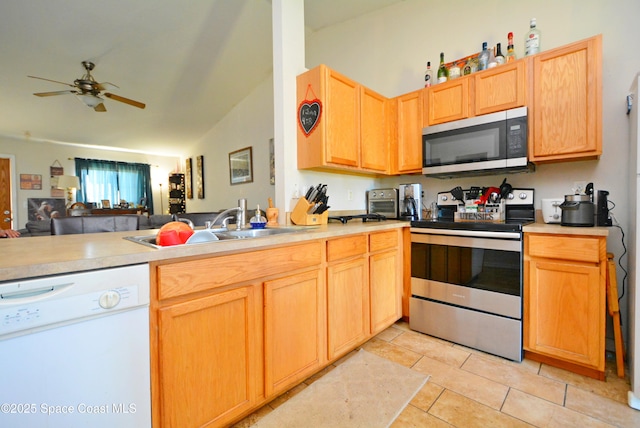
[0,282,74,304]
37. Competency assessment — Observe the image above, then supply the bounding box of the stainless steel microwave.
[422,106,529,177]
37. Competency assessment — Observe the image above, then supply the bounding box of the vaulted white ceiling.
[0,0,402,156]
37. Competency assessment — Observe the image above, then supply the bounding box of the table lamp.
[57,175,80,207]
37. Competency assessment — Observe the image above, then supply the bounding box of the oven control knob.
[519,192,528,200]
[507,193,514,200]
[371,191,377,198]
[441,195,448,202]
[99,290,121,309]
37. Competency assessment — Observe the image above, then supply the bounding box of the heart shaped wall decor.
[298,99,322,136]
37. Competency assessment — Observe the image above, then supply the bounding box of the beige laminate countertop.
[0,221,408,282]
[523,222,610,236]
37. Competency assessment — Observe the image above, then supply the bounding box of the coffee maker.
[399,183,422,221]
[596,190,612,226]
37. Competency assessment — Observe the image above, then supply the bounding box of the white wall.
[302,0,640,349]
[0,135,179,228]
[187,77,276,214]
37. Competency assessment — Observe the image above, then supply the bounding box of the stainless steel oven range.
[409,187,534,361]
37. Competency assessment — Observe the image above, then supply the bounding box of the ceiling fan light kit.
[29,61,145,112]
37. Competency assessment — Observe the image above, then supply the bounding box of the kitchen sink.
[124,227,310,249]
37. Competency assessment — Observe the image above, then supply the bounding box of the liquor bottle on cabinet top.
[424,61,433,87]
[494,43,505,65]
[506,32,517,62]
[437,52,448,83]
[524,18,541,56]
[478,42,490,71]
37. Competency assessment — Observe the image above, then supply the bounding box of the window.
[75,158,154,213]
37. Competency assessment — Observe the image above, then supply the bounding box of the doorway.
[0,156,17,230]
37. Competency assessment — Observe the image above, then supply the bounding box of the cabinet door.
[264,270,325,397]
[327,257,370,360]
[325,68,360,167]
[360,86,390,173]
[427,78,470,125]
[474,61,526,116]
[525,259,603,369]
[395,89,423,174]
[530,35,602,162]
[370,250,401,334]
[158,285,260,428]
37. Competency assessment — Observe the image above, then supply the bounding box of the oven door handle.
[410,227,521,240]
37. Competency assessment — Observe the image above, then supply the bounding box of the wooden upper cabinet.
[426,77,470,125]
[529,35,602,162]
[360,86,391,173]
[474,60,527,115]
[393,89,423,174]
[297,64,390,174]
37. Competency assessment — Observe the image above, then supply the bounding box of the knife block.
[290,197,328,225]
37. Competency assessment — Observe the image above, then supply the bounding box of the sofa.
[17,212,223,237]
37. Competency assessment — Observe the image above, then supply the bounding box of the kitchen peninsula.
[0,221,407,427]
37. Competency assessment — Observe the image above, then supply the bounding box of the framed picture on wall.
[196,155,204,199]
[185,157,193,199]
[229,147,253,185]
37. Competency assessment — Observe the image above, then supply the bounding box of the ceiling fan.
[28,61,146,112]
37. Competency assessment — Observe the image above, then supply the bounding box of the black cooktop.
[410,219,533,233]
[329,213,387,224]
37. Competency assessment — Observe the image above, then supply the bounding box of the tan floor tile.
[540,360,631,404]
[390,404,453,427]
[565,385,640,428]
[376,325,404,342]
[234,404,273,428]
[391,330,470,368]
[413,355,509,410]
[462,353,566,405]
[267,382,307,409]
[392,320,412,332]
[410,381,444,411]
[453,343,543,375]
[502,388,616,427]
[429,389,531,427]
[391,404,453,427]
[361,337,423,368]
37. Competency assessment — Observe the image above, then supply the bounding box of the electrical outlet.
[572,181,587,194]
[347,190,353,201]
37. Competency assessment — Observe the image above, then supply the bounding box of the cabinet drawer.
[157,241,322,299]
[327,235,367,262]
[527,234,601,263]
[369,230,398,252]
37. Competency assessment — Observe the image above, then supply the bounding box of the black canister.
[559,194,595,227]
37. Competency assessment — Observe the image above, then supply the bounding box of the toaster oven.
[366,188,397,219]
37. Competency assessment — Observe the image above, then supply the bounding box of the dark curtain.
[75,158,155,214]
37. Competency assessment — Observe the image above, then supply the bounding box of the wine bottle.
[478,42,490,71]
[437,52,448,84]
[524,18,541,56]
[494,43,505,65]
[424,61,433,87]
[506,32,517,62]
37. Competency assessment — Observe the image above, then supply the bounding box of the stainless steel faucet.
[209,198,247,231]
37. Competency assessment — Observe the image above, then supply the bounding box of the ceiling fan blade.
[34,90,77,97]
[104,93,145,109]
[96,82,119,91]
[28,75,76,88]
[94,103,107,112]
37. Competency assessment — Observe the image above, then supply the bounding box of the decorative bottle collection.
[424,18,539,85]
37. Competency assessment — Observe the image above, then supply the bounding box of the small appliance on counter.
[366,188,398,219]
[596,190,613,226]
[399,183,422,221]
[559,182,595,227]
[541,198,564,224]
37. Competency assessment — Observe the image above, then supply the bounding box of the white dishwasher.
[0,264,151,428]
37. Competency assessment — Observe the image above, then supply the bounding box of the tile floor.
[236,321,640,427]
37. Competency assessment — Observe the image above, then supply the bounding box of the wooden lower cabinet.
[157,284,262,428]
[264,269,326,397]
[151,230,404,427]
[524,233,606,379]
[327,256,370,360]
